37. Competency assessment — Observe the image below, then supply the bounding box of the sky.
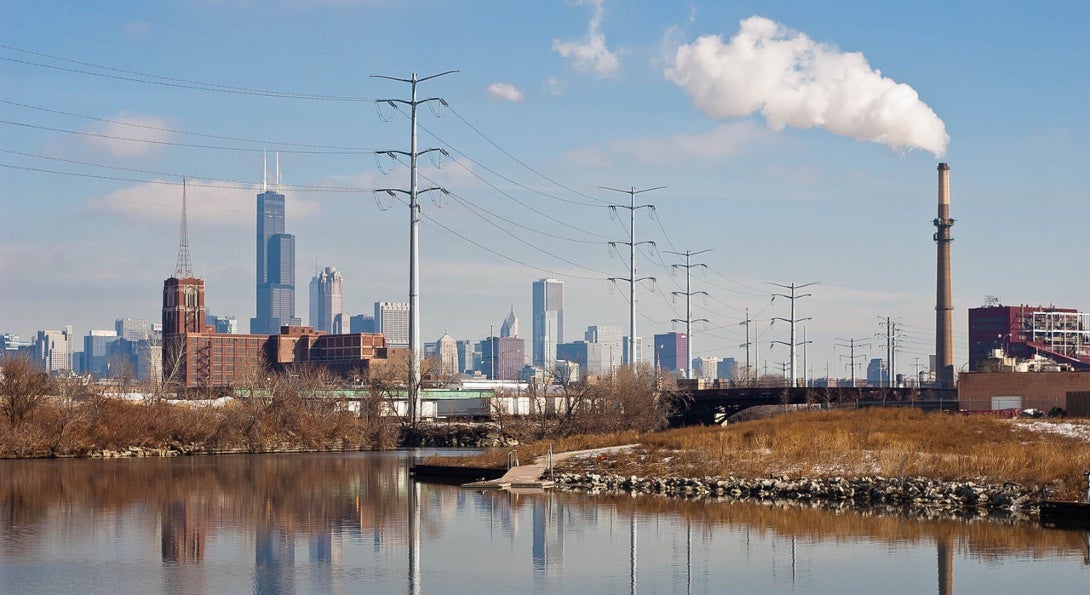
[1,0,1088,379]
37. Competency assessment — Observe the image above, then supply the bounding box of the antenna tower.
[174,178,193,278]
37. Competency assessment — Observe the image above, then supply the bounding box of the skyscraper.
[309,266,344,334]
[500,306,521,338]
[375,301,410,348]
[653,332,688,374]
[532,278,564,368]
[251,158,300,334]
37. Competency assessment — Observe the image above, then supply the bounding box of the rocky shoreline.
[554,472,1043,521]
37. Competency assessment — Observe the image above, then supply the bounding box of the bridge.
[669,385,960,426]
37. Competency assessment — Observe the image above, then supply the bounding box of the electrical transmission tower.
[879,317,903,387]
[373,70,457,426]
[770,282,818,387]
[834,336,870,387]
[738,308,758,383]
[604,185,663,367]
[667,249,710,379]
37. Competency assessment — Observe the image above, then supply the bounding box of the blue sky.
[2,0,1088,378]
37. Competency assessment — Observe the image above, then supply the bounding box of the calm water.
[1,452,1088,594]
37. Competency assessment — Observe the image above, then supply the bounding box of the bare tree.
[0,354,52,427]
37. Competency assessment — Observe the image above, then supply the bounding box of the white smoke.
[665,16,949,157]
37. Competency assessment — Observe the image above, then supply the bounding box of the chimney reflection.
[160,498,208,595]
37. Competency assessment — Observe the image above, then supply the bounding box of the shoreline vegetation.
[438,408,1090,508]
[5,354,1090,514]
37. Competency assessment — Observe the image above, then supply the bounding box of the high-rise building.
[375,302,410,348]
[557,341,604,377]
[34,327,74,373]
[251,171,300,334]
[693,356,720,381]
[207,314,238,334]
[717,357,739,382]
[585,324,623,373]
[436,333,458,377]
[83,330,119,377]
[349,314,376,334]
[867,358,889,386]
[480,336,525,381]
[456,339,477,374]
[653,332,688,374]
[115,318,150,342]
[500,307,521,338]
[309,266,344,334]
[532,278,564,368]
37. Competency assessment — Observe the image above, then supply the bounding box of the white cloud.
[665,16,949,157]
[82,113,178,158]
[552,0,619,78]
[486,82,525,103]
[542,76,565,96]
[86,179,321,225]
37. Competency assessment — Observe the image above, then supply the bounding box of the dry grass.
[0,395,401,457]
[453,409,1090,500]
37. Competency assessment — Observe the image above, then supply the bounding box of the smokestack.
[934,163,954,387]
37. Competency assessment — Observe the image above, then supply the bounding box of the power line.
[445,104,610,206]
[0,119,369,154]
[604,185,663,367]
[667,249,711,380]
[0,44,373,102]
[0,99,373,150]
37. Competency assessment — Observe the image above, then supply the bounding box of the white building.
[532,278,564,369]
[375,301,410,348]
[35,327,74,373]
[436,333,458,377]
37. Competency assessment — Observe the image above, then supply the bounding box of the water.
[1,451,1088,594]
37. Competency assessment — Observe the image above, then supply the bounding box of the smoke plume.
[665,16,949,156]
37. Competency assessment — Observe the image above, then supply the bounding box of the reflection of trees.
[0,454,414,558]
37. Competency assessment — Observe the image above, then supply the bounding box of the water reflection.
[1,453,1089,594]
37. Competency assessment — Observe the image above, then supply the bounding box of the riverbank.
[442,408,1090,509]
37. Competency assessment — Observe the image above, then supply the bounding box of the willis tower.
[251,154,300,334]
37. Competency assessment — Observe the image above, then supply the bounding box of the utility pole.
[667,249,710,379]
[835,337,870,387]
[604,185,663,367]
[771,282,818,387]
[373,70,457,426]
[739,308,754,382]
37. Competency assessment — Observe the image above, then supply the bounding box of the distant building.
[375,302,409,348]
[717,357,739,382]
[309,266,344,334]
[556,341,604,377]
[867,358,889,386]
[251,183,300,334]
[968,303,1090,371]
[500,307,521,338]
[456,339,478,374]
[653,332,688,374]
[585,324,623,373]
[349,314,376,334]
[115,318,150,342]
[35,327,74,373]
[83,330,119,377]
[480,336,524,381]
[436,333,458,377]
[206,314,239,335]
[693,356,720,381]
[532,278,564,369]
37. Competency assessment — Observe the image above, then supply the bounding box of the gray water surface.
[1,451,1087,594]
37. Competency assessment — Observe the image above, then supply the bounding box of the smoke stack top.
[666,16,950,157]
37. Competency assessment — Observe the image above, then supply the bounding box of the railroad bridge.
[669,385,959,426]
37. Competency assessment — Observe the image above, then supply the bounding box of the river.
[1,451,1087,594]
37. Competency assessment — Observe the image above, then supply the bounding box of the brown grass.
[0,395,401,457]
[451,409,1090,499]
